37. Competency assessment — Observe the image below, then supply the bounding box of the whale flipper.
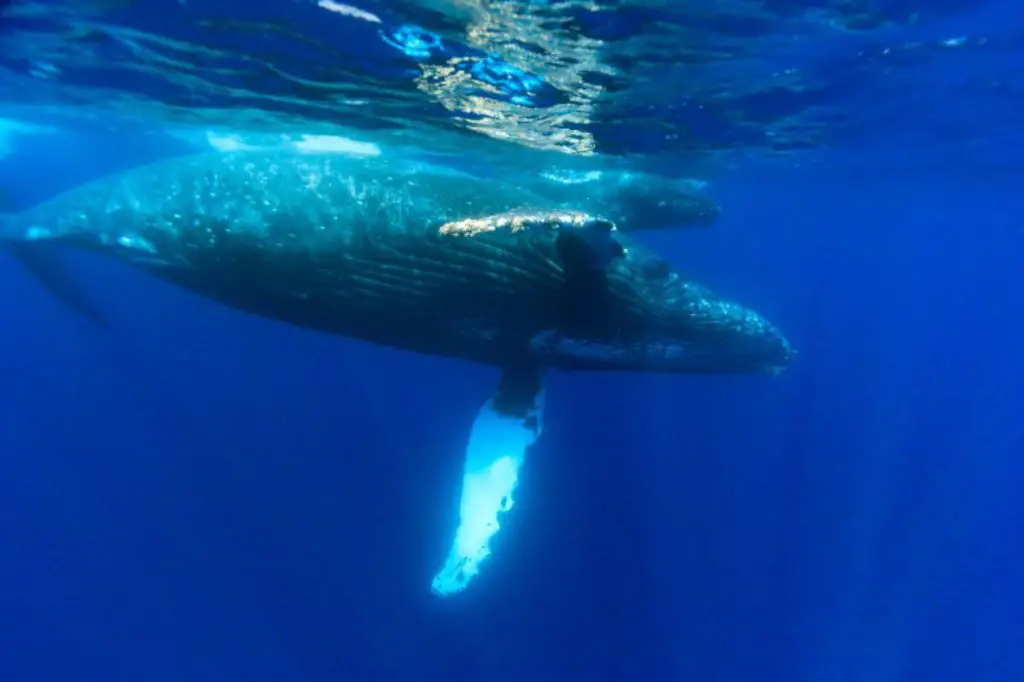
[432,363,546,597]
[431,210,623,596]
[5,242,109,328]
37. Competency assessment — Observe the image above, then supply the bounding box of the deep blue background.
[0,132,1022,681]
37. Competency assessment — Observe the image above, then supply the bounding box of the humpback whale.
[0,150,793,595]
[516,167,720,230]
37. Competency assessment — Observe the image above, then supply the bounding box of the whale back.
[5,151,549,257]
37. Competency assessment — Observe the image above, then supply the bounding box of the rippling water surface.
[1,0,1021,174]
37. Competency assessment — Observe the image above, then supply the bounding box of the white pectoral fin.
[431,366,546,597]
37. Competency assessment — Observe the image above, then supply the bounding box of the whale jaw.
[527,317,793,376]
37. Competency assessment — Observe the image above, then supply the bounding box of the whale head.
[533,232,794,375]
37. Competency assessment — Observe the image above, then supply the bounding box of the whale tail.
[431,364,546,597]
[0,215,109,327]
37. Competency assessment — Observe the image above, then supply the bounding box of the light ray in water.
[432,380,545,596]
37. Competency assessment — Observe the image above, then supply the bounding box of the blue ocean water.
[1,1,1022,681]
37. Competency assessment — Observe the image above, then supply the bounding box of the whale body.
[1,150,789,375]
[1,149,793,596]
